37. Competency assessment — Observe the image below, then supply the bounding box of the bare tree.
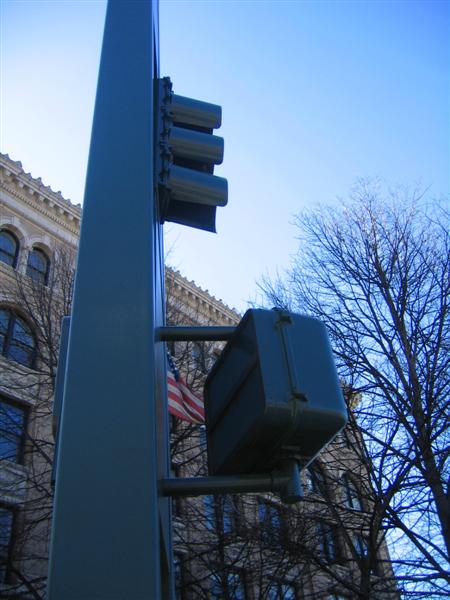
[1,241,424,599]
[259,180,450,597]
[166,270,400,599]
[171,412,401,599]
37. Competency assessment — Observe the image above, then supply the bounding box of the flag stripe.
[167,357,205,424]
[168,377,196,422]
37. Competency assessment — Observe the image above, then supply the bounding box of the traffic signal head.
[155,77,227,232]
[204,309,347,476]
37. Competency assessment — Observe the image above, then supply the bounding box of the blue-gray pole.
[47,1,172,598]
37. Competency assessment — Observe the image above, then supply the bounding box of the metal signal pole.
[47,1,172,598]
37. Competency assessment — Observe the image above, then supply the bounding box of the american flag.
[167,353,205,424]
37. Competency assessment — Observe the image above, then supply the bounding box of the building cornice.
[166,267,240,325]
[0,153,81,235]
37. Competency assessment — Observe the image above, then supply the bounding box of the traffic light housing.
[155,77,227,232]
[204,309,347,476]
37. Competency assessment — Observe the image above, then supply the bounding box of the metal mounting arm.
[160,461,303,504]
[156,326,236,341]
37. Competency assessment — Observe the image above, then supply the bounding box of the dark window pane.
[211,572,246,600]
[191,343,207,374]
[259,501,282,545]
[306,464,326,495]
[0,401,26,463]
[28,249,46,271]
[0,310,7,355]
[7,343,33,368]
[26,248,49,284]
[0,434,20,462]
[0,310,35,368]
[204,495,216,530]
[0,403,24,435]
[0,509,13,547]
[281,584,296,600]
[227,572,246,600]
[259,502,281,527]
[222,496,236,533]
[210,576,223,600]
[317,522,338,562]
[343,475,363,511]
[0,233,15,256]
[353,535,368,558]
[174,554,182,600]
[0,507,13,583]
[267,582,281,600]
[0,231,18,267]
[0,310,8,336]
[12,318,34,347]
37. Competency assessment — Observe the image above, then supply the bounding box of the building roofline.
[166,266,241,324]
[0,153,82,226]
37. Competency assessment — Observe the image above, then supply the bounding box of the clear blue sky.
[1,0,449,312]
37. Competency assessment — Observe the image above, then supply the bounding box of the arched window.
[342,474,363,511]
[0,230,19,268]
[26,248,50,285]
[0,309,36,368]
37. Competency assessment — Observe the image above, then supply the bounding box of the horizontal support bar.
[156,326,236,342]
[159,473,291,498]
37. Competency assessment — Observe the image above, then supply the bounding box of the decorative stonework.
[0,153,81,237]
[166,267,240,326]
